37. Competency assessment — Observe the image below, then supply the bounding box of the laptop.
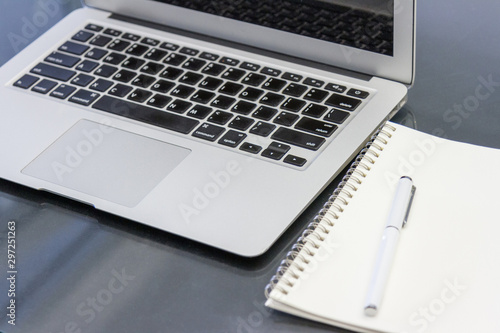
[0,0,415,256]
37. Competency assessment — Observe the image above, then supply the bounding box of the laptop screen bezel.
[84,0,415,85]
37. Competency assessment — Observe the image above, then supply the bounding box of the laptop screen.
[152,0,394,56]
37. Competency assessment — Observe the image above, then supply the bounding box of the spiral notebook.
[265,122,500,333]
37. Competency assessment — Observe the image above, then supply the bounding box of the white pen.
[364,176,416,316]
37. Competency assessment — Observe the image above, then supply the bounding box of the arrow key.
[284,155,307,167]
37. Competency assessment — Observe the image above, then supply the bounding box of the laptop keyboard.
[12,22,372,168]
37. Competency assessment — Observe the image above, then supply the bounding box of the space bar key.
[92,95,199,134]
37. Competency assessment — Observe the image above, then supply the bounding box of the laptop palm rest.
[22,119,191,207]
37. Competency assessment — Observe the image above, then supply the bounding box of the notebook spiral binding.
[265,122,397,299]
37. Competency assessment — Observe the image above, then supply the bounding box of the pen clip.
[402,185,416,227]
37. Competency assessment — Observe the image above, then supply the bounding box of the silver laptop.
[0,0,415,256]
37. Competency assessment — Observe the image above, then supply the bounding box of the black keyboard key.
[141,62,165,75]
[281,97,306,112]
[187,105,212,119]
[85,48,108,60]
[159,66,184,80]
[295,117,337,137]
[218,130,246,148]
[325,83,347,93]
[222,68,246,81]
[198,77,223,90]
[211,95,236,109]
[109,84,133,97]
[128,88,152,103]
[93,95,199,134]
[122,33,141,41]
[32,79,57,94]
[229,116,254,131]
[107,39,131,52]
[141,37,159,46]
[208,110,233,125]
[242,73,266,86]
[231,100,256,115]
[262,78,287,92]
[282,72,303,82]
[147,94,172,108]
[239,87,264,101]
[182,58,207,71]
[89,35,112,47]
[14,74,39,89]
[71,73,95,87]
[192,123,225,141]
[144,48,168,61]
[76,60,99,72]
[262,142,290,160]
[271,127,325,150]
[113,69,136,83]
[179,72,203,85]
[284,155,307,167]
[261,67,281,76]
[179,47,199,56]
[122,57,146,70]
[69,89,100,106]
[325,94,361,111]
[240,142,262,154]
[127,69,152,83]
[30,63,76,81]
[283,83,308,97]
[304,77,324,87]
[219,82,243,96]
[95,65,118,78]
[89,79,113,92]
[163,53,187,66]
[190,90,216,104]
[126,43,149,56]
[50,84,76,99]
[84,23,103,32]
[304,88,329,102]
[240,62,260,71]
[59,41,89,55]
[250,121,276,137]
[303,103,328,118]
[103,28,122,37]
[347,88,369,99]
[151,79,175,94]
[202,63,226,76]
[171,84,195,98]
[324,109,350,124]
[103,52,127,65]
[260,92,285,107]
[273,111,299,126]
[131,74,156,88]
[199,52,219,61]
[253,106,277,120]
[44,52,80,68]
[159,42,179,51]
[219,57,239,66]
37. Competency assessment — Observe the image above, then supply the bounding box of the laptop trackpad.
[22,120,191,207]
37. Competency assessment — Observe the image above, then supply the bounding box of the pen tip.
[364,305,378,317]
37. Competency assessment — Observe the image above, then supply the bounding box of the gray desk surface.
[1,1,499,332]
